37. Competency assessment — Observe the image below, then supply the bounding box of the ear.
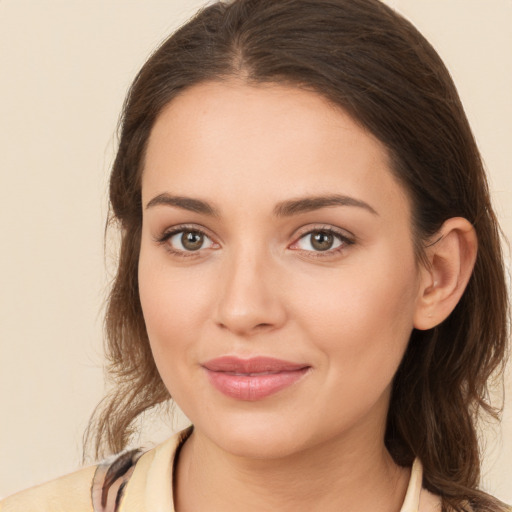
[414,217,478,330]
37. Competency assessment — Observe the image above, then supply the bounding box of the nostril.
[255,323,273,330]
[215,320,277,336]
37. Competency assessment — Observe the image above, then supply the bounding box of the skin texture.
[138,81,476,512]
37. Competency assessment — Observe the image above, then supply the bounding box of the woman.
[1,0,509,511]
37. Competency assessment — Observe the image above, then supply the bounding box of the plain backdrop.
[0,0,511,501]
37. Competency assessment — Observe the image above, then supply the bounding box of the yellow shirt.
[1,429,439,512]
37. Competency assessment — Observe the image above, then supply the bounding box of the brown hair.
[86,1,510,510]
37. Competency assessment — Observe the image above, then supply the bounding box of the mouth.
[202,356,311,401]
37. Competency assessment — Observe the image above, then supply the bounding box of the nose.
[214,247,287,337]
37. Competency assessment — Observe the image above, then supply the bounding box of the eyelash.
[154,224,217,258]
[154,225,355,259]
[290,227,355,258]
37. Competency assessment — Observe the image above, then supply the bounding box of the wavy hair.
[86,1,510,510]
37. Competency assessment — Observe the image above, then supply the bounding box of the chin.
[218,429,309,460]
[193,408,337,461]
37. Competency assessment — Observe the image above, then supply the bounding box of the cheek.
[290,248,419,376]
[138,249,214,372]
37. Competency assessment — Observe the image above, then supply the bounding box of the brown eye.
[293,229,346,253]
[181,231,204,251]
[166,229,215,252]
[311,231,334,251]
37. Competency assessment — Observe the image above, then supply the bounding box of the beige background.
[0,0,510,501]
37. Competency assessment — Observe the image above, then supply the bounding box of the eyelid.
[292,224,355,242]
[154,222,214,239]
[289,225,355,254]
[153,223,354,258]
[153,224,220,255]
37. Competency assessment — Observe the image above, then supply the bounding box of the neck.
[174,423,410,512]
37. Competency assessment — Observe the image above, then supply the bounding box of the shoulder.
[0,448,143,512]
[0,465,97,512]
[0,428,191,512]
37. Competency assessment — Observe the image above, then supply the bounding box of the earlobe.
[414,217,478,331]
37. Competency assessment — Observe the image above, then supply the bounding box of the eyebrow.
[145,192,378,217]
[273,194,378,217]
[145,193,220,216]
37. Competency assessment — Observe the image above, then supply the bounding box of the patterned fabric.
[0,428,448,512]
[88,432,426,512]
[91,449,143,512]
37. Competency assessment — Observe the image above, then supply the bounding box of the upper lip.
[202,356,310,374]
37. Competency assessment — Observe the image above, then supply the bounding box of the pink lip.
[202,356,310,401]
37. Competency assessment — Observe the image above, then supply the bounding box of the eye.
[292,229,352,253]
[161,229,216,253]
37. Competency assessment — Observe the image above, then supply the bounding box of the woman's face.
[139,81,425,459]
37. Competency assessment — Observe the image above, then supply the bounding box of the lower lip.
[205,368,309,401]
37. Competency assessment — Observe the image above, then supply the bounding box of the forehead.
[142,80,411,221]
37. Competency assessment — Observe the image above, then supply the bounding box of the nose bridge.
[215,240,285,335]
